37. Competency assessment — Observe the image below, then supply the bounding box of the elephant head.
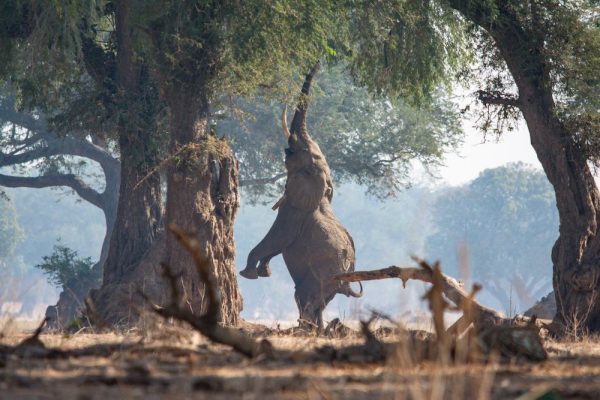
[240,62,362,329]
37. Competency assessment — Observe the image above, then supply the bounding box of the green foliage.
[425,163,558,312]
[35,243,100,291]
[0,196,23,261]
[219,64,463,200]
[144,0,350,101]
[348,0,471,104]
[350,0,599,153]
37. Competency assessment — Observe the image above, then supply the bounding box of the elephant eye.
[285,148,294,156]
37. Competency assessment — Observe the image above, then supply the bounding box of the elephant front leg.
[241,209,301,280]
[240,255,273,279]
[257,258,272,277]
[240,245,280,280]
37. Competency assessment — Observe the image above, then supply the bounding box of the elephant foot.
[239,267,258,280]
[257,263,271,277]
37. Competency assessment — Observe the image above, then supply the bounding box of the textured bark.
[446,0,600,333]
[87,0,164,325]
[163,87,242,325]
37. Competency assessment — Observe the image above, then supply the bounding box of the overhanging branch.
[240,172,286,187]
[0,173,105,209]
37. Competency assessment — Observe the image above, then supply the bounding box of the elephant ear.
[286,168,327,211]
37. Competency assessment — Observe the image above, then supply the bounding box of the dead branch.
[17,317,48,349]
[148,224,272,358]
[334,258,547,361]
[334,261,506,329]
[477,90,520,107]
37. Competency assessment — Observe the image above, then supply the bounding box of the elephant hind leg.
[294,285,337,331]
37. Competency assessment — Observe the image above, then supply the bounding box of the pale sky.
[437,119,542,185]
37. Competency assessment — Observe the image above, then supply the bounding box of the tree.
[219,64,463,201]
[425,163,558,313]
[108,0,356,325]
[351,0,600,333]
[0,0,167,325]
[0,90,119,266]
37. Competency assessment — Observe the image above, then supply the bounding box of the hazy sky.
[438,119,542,185]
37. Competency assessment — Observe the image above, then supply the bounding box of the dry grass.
[1,321,599,400]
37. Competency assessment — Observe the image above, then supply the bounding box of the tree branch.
[477,90,521,107]
[239,172,286,187]
[0,134,119,178]
[0,173,105,209]
[334,264,506,327]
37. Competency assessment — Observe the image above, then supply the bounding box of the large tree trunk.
[486,7,600,333]
[86,0,165,325]
[164,87,242,325]
[101,135,162,286]
[519,84,600,333]
[444,0,600,334]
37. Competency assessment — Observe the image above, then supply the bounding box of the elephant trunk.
[290,61,320,139]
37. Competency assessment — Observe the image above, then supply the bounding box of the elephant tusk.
[281,105,291,140]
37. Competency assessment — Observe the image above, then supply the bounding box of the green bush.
[35,243,101,292]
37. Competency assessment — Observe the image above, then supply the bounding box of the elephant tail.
[339,281,363,298]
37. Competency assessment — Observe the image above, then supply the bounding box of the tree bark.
[164,86,242,325]
[87,0,164,325]
[446,0,600,333]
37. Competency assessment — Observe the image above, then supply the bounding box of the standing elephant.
[240,63,362,329]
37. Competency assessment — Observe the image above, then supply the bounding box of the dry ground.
[1,320,600,400]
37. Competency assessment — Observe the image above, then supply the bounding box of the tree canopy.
[218,64,463,200]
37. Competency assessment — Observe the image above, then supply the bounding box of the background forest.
[0,161,557,321]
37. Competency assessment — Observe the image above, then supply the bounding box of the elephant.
[240,63,362,329]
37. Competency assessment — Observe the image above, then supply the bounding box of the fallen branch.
[334,261,506,328]
[146,224,272,358]
[17,317,48,349]
[334,258,547,362]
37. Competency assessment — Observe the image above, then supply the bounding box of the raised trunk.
[164,87,241,325]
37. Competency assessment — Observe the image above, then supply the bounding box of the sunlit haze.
[438,119,542,186]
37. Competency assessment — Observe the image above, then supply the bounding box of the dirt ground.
[1,321,600,400]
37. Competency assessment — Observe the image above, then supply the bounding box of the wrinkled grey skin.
[240,64,362,329]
